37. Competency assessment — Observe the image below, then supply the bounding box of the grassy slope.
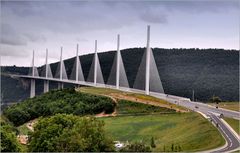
[79,87,188,112]
[117,100,176,115]
[100,113,225,152]
[14,87,225,152]
[223,117,240,135]
[209,102,239,112]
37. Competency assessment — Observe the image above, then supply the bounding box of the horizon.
[1,47,239,67]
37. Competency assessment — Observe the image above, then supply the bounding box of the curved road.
[209,113,240,152]
[151,93,240,152]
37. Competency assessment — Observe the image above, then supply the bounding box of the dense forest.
[1,48,239,103]
[3,88,115,126]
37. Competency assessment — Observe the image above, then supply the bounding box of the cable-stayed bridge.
[10,25,240,152]
[14,25,167,99]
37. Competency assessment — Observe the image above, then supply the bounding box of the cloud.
[0,0,238,66]
[1,23,46,46]
[139,9,168,24]
[1,23,27,46]
[160,1,239,14]
[76,38,88,42]
[24,33,46,43]
[0,44,29,57]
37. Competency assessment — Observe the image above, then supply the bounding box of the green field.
[100,113,225,152]
[223,117,240,135]
[209,102,239,112]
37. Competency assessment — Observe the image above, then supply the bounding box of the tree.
[28,114,114,152]
[150,137,156,148]
[0,117,21,152]
[209,96,222,108]
[171,143,174,151]
[210,96,222,103]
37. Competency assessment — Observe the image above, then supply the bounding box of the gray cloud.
[76,38,89,42]
[1,23,27,46]
[140,8,168,24]
[1,23,46,46]
[24,33,46,43]
[0,0,238,66]
[0,44,29,57]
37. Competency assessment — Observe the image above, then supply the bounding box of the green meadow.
[100,113,225,152]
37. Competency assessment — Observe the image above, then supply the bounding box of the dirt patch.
[95,111,116,117]
[17,135,28,145]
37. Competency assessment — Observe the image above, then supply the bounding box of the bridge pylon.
[43,49,50,93]
[133,25,164,95]
[70,44,85,82]
[55,47,68,89]
[107,34,129,88]
[87,40,104,86]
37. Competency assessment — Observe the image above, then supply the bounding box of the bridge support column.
[58,82,63,89]
[43,80,49,93]
[30,79,35,98]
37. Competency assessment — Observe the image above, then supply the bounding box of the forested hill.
[1,48,239,103]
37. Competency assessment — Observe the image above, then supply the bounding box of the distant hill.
[1,48,239,103]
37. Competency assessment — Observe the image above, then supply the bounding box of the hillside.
[2,88,225,152]
[1,48,239,103]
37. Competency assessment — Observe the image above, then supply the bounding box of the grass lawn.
[223,117,240,135]
[100,113,225,152]
[209,102,239,112]
[79,87,188,112]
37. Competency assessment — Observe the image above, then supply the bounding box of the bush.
[0,117,21,152]
[151,137,156,148]
[209,96,222,104]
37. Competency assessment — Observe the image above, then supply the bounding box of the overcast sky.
[0,0,239,66]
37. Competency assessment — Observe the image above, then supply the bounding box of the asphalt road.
[209,113,240,152]
[155,94,240,119]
